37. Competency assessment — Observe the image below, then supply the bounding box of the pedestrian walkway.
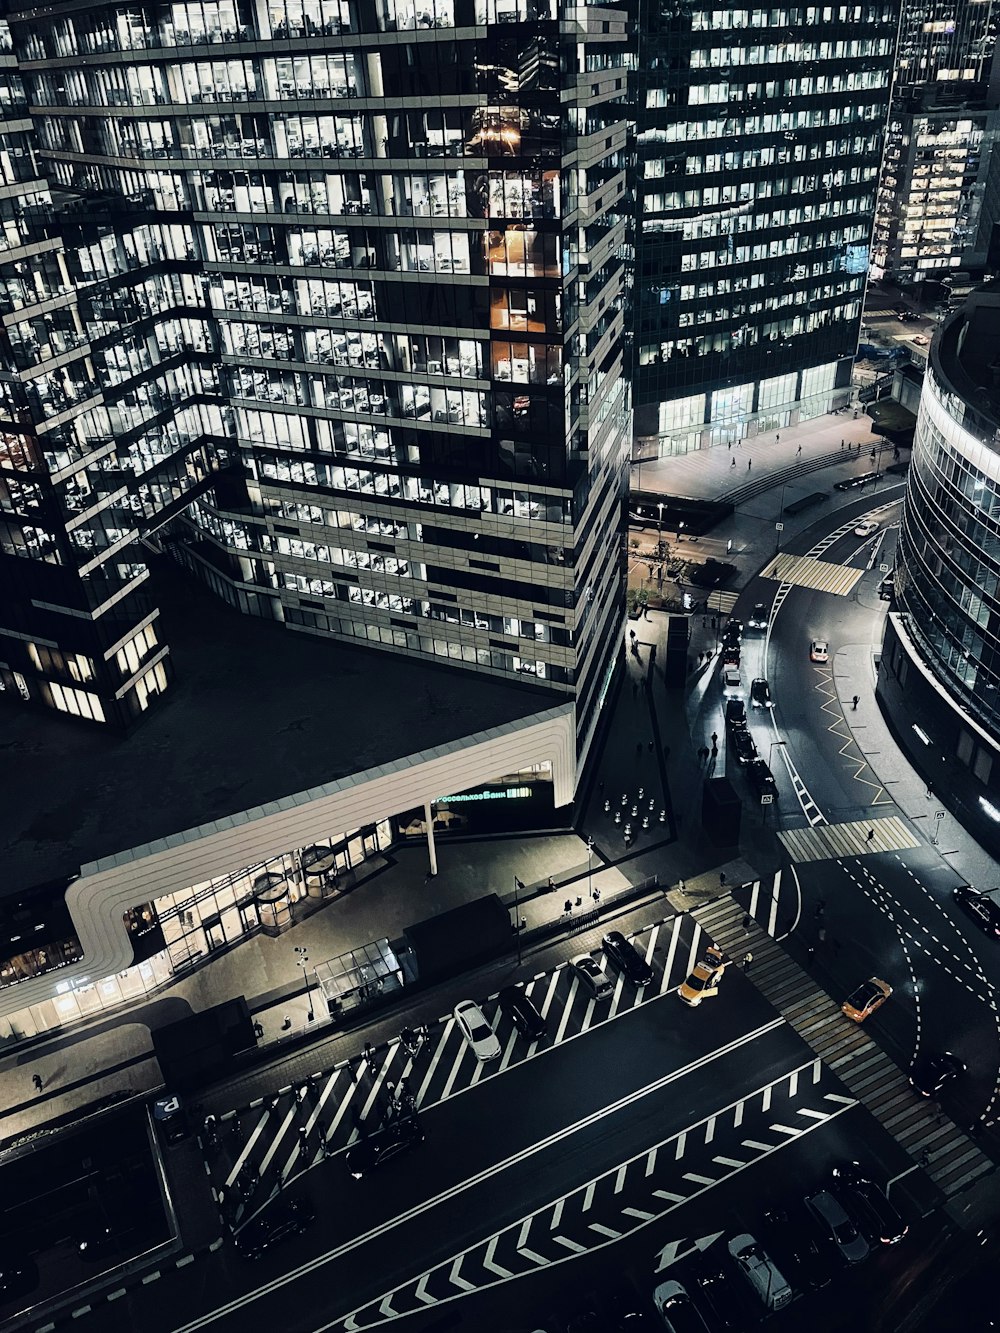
[759,551,866,597]
[691,894,994,1203]
[778,816,922,862]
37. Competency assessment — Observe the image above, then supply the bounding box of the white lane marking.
[589,1223,622,1239]
[578,995,599,1034]
[483,1235,512,1278]
[257,1104,297,1178]
[439,1040,473,1102]
[622,1207,656,1221]
[171,1018,788,1333]
[554,977,580,1044]
[614,1165,628,1195]
[498,1029,520,1073]
[742,1140,773,1152]
[660,916,685,995]
[414,1274,436,1306]
[712,1156,745,1168]
[582,1181,596,1214]
[762,1085,772,1114]
[644,925,660,965]
[538,970,562,1019]
[682,1173,715,1185]
[653,1189,686,1202]
[414,1018,455,1108]
[553,1235,587,1253]
[769,1123,802,1137]
[797,1108,831,1121]
[227,1108,273,1187]
[675,1131,687,1161]
[734,1101,744,1129]
[704,1116,716,1145]
[767,870,781,936]
[788,1069,799,1099]
[645,1147,657,1179]
[448,1256,475,1292]
[551,1198,565,1230]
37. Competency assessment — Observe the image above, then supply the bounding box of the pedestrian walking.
[364,1041,375,1063]
[32,1073,43,1093]
[547,875,556,892]
[796,444,802,456]
[711,731,718,747]
[281,1014,292,1031]
[742,952,753,972]
[728,440,732,451]
[711,739,718,755]
[742,913,752,932]
[564,899,573,916]
[851,694,859,710]
[731,457,737,468]
[593,887,601,904]
[719,871,727,887]
[841,438,845,448]
[776,434,780,444]
[747,458,752,471]
[866,828,875,843]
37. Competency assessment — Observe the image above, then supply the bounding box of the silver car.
[804,1188,870,1265]
[570,953,614,999]
[453,999,501,1062]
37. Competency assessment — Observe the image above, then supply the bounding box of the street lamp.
[657,502,665,557]
[774,482,786,554]
[769,738,787,767]
[294,945,315,1022]
[586,836,595,901]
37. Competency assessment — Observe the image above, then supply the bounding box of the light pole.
[774,482,786,553]
[586,836,595,901]
[512,875,524,965]
[294,945,315,1022]
[657,502,665,558]
[768,738,787,768]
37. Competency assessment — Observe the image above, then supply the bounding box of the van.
[728,1232,793,1310]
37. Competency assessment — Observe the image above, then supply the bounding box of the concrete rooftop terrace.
[0,561,562,897]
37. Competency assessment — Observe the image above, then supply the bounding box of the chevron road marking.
[448,1256,475,1292]
[329,1067,858,1330]
[413,1274,436,1306]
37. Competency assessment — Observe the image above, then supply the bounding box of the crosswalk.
[691,895,993,1201]
[759,552,864,596]
[777,815,921,863]
[204,915,707,1229]
[337,1053,858,1330]
[706,589,739,615]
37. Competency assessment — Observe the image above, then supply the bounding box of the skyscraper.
[0,0,631,761]
[632,0,898,456]
[871,0,999,285]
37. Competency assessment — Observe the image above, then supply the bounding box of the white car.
[854,519,879,538]
[453,1000,501,1061]
[570,953,614,999]
[810,639,829,663]
[653,1279,710,1331]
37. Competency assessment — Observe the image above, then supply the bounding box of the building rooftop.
[0,561,561,897]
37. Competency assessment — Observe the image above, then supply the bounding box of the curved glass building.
[879,286,1000,850]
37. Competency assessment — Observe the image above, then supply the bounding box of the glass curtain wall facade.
[879,289,1000,851]
[871,0,999,284]
[632,0,897,456]
[0,0,632,757]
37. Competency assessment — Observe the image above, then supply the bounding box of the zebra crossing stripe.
[777,816,920,863]
[414,1017,455,1107]
[759,553,865,596]
[660,917,684,994]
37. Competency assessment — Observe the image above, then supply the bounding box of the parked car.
[745,758,778,799]
[809,639,830,663]
[678,945,728,1007]
[571,953,614,1000]
[831,1162,908,1245]
[454,999,502,1061]
[761,1205,834,1290]
[909,1050,966,1097]
[603,930,654,986]
[841,976,892,1022]
[854,519,879,538]
[234,1196,315,1260]
[804,1189,870,1265]
[750,678,772,709]
[722,643,740,667]
[722,618,743,642]
[730,726,757,767]
[747,602,768,630]
[725,697,746,729]
[722,664,742,693]
[727,1233,793,1310]
[652,1279,710,1333]
[953,885,1000,939]
[346,1114,424,1179]
[694,1260,747,1328]
[498,984,546,1040]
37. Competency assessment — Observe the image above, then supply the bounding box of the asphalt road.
[57,969,911,1333]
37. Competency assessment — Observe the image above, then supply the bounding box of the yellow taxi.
[841,977,892,1023]
[678,945,728,1007]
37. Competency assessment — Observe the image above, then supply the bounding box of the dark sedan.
[346,1115,424,1179]
[953,885,1000,939]
[730,725,757,766]
[498,983,546,1040]
[831,1162,908,1245]
[746,758,778,799]
[602,930,654,986]
[234,1197,315,1259]
[909,1051,966,1097]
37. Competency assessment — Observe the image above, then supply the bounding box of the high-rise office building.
[0,1,632,1029]
[0,0,631,762]
[871,0,999,285]
[879,286,1000,852]
[632,0,898,456]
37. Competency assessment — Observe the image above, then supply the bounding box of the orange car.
[678,945,728,1007]
[841,977,892,1023]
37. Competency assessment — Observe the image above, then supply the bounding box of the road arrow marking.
[377,1295,396,1318]
[654,1231,725,1274]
